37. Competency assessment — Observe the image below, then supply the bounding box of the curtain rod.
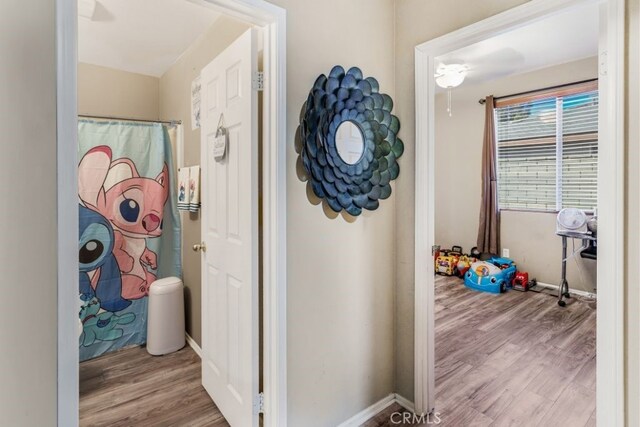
[78,114,182,125]
[477,78,598,105]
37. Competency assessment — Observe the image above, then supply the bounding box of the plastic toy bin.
[147,277,185,355]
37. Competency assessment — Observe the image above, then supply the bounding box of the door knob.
[193,242,207,252]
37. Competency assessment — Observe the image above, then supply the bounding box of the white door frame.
[413,0,625,424]
[55,0,287,426]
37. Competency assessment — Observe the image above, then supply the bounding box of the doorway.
[56,0,287,426]
[413,0,624,424]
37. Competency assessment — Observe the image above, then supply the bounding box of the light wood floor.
[365,275,596,427]
[80,345,229,427]
[80,277,595,427]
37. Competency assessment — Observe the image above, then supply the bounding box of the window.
[495,81,598,212]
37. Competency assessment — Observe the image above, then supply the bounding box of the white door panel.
[200,28,259,427]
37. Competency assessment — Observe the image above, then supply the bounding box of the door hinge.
[255,392,265,414]
[599,51,608,77]
[252,71,264,91]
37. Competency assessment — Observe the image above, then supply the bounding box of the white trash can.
[147,277,185,356]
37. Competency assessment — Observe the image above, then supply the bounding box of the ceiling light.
[435,63,468,89]
[434,63,468,116]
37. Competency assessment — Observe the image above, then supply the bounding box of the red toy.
[512,271,530,291]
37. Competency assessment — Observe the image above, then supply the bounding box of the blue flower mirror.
[297,65,404,216]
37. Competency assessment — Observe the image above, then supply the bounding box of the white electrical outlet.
[502,248,510,258]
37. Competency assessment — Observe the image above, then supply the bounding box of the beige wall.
[394,1,640,421]
[78,63,159,120]
[161,4,398,423]
[435,57,598,293]
[264,0,397,425]
[0,0,58,425]
[159,15,251,346]
[11,0,640,425]
[160,4,398,424]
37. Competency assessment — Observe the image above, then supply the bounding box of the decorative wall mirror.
[297,65,404,216]
[335,121,365,165]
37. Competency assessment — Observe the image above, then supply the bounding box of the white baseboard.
[186,334,416,426]
[535,281,597,299]
[185,333,202,358]
[337,393,416,426]
[394,393,415,413]
[337,394,396,427]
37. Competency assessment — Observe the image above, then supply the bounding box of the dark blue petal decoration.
[297,65,403,216]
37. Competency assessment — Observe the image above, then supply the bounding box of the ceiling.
[435,4,599,86]
[78,0,221,77]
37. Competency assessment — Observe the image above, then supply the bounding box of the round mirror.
[335,121,365,165]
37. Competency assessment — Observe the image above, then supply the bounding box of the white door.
[200,28,259,427]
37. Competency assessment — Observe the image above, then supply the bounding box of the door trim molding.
[55,1,287,426]
[56,1,79,426]
[413,0,625,424]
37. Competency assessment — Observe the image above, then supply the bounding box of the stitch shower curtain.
[78,120,182,361]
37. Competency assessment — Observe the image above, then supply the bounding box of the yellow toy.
[435,246,463,276]
[436,254,457,275]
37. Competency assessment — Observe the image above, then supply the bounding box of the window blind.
[496,86,598,212]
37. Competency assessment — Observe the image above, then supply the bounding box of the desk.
[556,231,597,307]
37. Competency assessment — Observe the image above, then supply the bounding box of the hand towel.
[188,165,201,212]
[177,167,190,211]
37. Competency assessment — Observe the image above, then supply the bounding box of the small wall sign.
[213,114,227,161]
[213,133,227,160]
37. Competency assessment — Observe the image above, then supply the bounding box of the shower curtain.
[78,120,182,361]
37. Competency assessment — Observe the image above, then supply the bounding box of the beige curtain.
[477,96,500,254]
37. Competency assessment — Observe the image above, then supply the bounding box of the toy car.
[435,246,463,276]
[436,253,457,275]
[513,271,532,291]
[464,256,517,294]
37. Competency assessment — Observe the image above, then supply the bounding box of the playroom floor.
[366,275,597,427]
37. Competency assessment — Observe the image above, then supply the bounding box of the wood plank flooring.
[80,276,595,427]
[365,276,596,427]
[80,345,229,427]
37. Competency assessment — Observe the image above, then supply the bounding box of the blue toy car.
[464,256,517,294]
